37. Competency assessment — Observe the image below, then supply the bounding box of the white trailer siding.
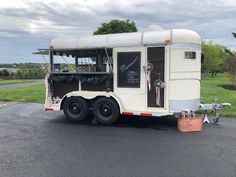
[168,30,201,112]
[46,29,202,116]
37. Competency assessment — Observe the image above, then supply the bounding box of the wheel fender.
[60,91,124,112]
[109,95,124,113]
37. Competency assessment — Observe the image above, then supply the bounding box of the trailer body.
[40,29,202,123]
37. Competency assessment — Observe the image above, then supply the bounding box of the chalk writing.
[127,71,139,84]
[120,56,138,72]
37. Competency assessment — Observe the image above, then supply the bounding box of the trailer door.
[113,47,146,112]
[147,47,165,108]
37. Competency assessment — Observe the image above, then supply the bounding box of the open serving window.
[36,48,114,98]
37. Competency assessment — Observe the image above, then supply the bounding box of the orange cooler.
[178,116,203,132]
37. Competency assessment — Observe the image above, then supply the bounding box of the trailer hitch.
[199,102,231,124]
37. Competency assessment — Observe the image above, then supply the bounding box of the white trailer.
[38,29,203,125]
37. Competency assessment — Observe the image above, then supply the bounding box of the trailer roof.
[49,29,201,50]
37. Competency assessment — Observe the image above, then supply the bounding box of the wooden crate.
[178,116,203,132]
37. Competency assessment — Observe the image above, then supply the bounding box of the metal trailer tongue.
[199,101,231,124]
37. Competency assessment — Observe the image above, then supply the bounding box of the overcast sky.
[0,0,235,63]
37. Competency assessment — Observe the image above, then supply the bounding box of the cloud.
[0,0,235,63]
[1,0,235,36]
[147,25,164,31]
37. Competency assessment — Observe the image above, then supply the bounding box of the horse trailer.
[36,29,203,125]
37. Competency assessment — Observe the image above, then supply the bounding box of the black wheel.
[63,97,88,122]
[213,117,220,124]
[93,97,120,125]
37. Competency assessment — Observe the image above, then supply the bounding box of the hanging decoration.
[154,73,166,107]
[143,63,153,91]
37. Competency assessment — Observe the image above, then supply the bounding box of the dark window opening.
[185,51,196,59]
[50,48,113,73]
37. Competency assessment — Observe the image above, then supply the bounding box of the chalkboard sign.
[117,52,141,88]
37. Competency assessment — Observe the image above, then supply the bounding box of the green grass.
[0,85,45,103]
[201,74,236,117]
[0,79,38,85]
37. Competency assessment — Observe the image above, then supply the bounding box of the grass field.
[200,74,236,117]
[0,85,45,103]
[0,74,235,117]
[0,79,37,85]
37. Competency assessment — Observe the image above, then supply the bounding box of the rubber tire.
[93,97,119,125]
[63,97,88,122]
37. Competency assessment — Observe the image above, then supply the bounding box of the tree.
[233,32,236,38]
[225,53,236,87]
[1,69,10,77]
[14,66,45,79]
[202,42,226,77]
[93,19,137,35]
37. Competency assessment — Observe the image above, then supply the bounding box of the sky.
[0,0,235,63]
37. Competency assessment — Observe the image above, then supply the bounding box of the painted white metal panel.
[114,93,147,111]
[77,35,109,48]
[143,31,171,45]
[49,29,201,50]
[170,49,201,72]
[172,29,201,44]
[107,32,142,47]
[170,72,201,80]
[169,99,200,112]
[171,43,201,49]
[169,80,200,100]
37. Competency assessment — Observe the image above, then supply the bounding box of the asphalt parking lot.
[0,102,236,177]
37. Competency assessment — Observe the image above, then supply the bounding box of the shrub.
[224,53,236,87]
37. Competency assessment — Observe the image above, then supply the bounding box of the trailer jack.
[199,102,231,125]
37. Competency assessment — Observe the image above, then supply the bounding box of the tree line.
[0,63,75,79]
[0,66,45,79]
[202,32,236,86]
